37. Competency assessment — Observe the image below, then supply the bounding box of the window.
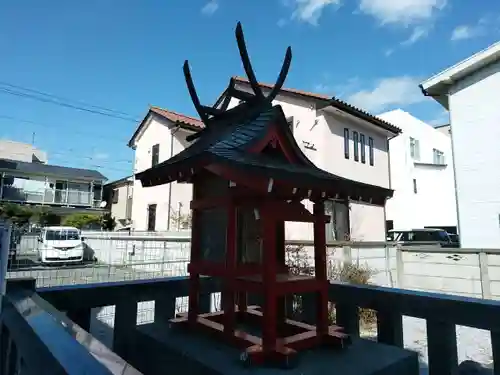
[147,204,157,231]
[353,131,359,162]
[360,134,366,163]
[112,189,119,204]
[368,137,374,166]
[325,200,350,242]
[45,229,80,241]
[433,149,445,165]
[410,137,420,160]
[413,179,417,194]
[344,128,349,159]
[286,116,294,134]
[151,144,160,167]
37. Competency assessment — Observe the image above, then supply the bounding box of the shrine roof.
[135,22,394,205]
[136,104,393,204]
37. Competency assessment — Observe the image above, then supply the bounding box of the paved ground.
[7,252,169,288]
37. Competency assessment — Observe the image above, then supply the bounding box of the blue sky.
[0,0,499,181]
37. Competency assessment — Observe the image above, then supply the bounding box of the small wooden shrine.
[136,22,393,367]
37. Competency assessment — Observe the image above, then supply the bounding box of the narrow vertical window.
[147,204,157,231]
[344,128,349,159]
[353,131,359,162]
[286,116,294,134]
[413,179,417,194]
[368,137,374,166]
[360,134,366,164]
[151,144,160,167]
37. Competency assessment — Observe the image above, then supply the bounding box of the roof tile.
[150,106,204,129]
[232,76,401,134]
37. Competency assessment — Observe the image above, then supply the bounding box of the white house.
[377,109,457,232]
[129,79,401,241]
[104,176,134,229]
[421,41,500,248]
[128,107,203,232]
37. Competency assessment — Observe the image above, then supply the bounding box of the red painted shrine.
[136,22,394,367]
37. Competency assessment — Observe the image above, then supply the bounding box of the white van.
[37,226,85,264]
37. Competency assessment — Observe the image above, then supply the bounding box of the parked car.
[388,228,459,248]
[37,226,85,264]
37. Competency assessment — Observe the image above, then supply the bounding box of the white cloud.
[290,0,341,25]
[93,152,109,160]
[201,0,219,16]
[450,17,492,41]
[345,76,425,113]
[358,0,447,26]
[384,48,394,57]
[451,25,476,41]
[401,26,429,45]
[277,18,288,27]
[428,109,449,126]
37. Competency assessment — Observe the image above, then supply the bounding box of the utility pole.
[31,132,35,145]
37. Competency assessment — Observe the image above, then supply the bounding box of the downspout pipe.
[166,124,181,230]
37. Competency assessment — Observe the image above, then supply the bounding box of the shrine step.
[137,321,420,375]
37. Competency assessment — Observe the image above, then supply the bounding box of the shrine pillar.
[223,202,237,338]
[262,214,277,351]
[313,200,329,336]
[188,207,201,326]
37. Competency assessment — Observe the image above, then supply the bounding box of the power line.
[0,114,132,144]
[0,80,136,118]
[2,149,133,166]
[0,86,140,123]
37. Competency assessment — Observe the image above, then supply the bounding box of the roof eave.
[421,41,500,96]
[127,110,202,149]
[232,78,401,135]
[324,100,401,135]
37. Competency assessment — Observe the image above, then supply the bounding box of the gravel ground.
[362,316,493,374]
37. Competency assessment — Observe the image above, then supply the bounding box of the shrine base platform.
[133,321,420,375]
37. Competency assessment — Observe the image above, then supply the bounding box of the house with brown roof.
[127,106,203,231]
[128,80,401,240]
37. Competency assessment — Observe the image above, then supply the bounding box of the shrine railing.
[0,278,141,375]
[4,276,500,375]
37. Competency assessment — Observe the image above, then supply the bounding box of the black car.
[388,228,459,248]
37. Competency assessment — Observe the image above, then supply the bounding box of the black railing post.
[199,293,211,314]
[335,302,360,337]
[376,310,403,347]
[113,299,138,361]
[300,293,316,325]
[427,319,458,375]
[491,331,500,375]
[154,293,177,324]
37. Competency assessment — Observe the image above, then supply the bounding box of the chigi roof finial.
[183,22,292,142]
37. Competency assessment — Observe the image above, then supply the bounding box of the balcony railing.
[1,276,498,374]
[1,186,101,207]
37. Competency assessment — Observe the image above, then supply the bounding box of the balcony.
[3,275,500,374]
[1,186,101,208]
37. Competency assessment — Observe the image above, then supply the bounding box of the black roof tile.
[0,158,107,181]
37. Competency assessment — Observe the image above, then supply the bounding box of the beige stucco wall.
[130,115,193,231]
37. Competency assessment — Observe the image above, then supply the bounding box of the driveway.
[7,252,168,288]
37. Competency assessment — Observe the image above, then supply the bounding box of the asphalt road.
[7,252,165,288]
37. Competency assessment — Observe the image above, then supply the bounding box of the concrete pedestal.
[133,322,419,375]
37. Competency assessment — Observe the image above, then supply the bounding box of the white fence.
[79,231,500,301]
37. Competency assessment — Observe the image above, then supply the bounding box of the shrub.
[34,208,61,226]
[328,261,377,327]
[0,203,34,225]
[62,213,101,229]
[285,244,314,276]
[285,244,376,327]
[100,212,116,231]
